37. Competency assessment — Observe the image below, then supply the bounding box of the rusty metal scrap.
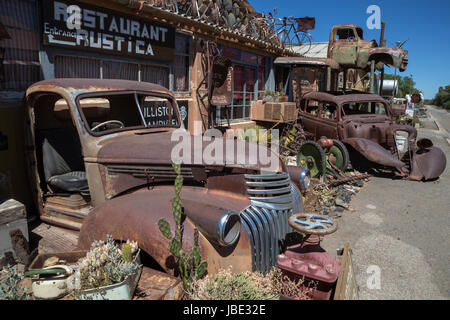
[328,173,371,187]
[196,40,233,129]
[140,0,281,47]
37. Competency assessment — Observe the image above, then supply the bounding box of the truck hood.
[95,130,282,172]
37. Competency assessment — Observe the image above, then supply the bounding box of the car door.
[316,101,339,139]
[299,98,322,139]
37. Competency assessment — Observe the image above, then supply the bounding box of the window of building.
[54,55,170,89]
[53,32,190,91]
[54,56,100,78]
[173,33,191,92]
[217,47,267,123]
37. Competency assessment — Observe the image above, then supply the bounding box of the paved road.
[321,116,450,300]
[427,106,450,136]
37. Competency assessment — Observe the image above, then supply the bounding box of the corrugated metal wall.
[55,56,101,79]
[0,0,41,90]
[54,54,170,88]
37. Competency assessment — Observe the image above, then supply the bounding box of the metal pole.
[327,66,331,91]
[370,60,375,93]
[379,66,384,95]
[343,69,347,91]
[393,67,397,99]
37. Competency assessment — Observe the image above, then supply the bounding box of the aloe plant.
[158,162,208,290]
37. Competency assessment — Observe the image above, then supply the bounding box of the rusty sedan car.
[297,91,446,181]
[24,79,309,275]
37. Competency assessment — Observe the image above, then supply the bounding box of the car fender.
[343,137,405,168]
[410,146,447,181]
[77,185,253,275]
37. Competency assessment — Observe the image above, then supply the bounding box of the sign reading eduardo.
[42,0,175,61]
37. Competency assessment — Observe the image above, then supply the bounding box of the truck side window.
[336,28,356,40]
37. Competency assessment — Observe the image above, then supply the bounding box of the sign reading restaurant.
[42,0,175,61]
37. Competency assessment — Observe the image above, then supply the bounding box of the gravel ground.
[321,115,450,300]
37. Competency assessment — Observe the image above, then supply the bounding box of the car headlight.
[299,168,311,192]
[217,211,241,246]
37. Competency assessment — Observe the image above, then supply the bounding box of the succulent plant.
[69,235,141,291]
[158,162,208,291]
[0,265,31,300]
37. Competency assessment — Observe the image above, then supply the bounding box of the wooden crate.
[281,102,298,122]
[264,102,282,120]
[251,100,264,121]
[252,101,297,122]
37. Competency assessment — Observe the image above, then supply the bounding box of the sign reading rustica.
[42,0,175,61]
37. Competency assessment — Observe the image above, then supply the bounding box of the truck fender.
[77,186,253,275]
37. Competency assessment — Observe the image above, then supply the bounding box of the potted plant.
[67,235,142,300]
[262,91,279,103]
[278,90,289,102]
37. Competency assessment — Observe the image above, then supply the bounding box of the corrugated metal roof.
[291,42,329,58]
[274,56,339,69]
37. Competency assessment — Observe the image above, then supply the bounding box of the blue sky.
[251,0,450,99]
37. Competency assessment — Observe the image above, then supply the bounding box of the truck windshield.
[76,92,180,134]
[342,102,387,115]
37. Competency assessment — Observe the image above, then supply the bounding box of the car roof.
[26,78,171,96]
[303,91,388,105]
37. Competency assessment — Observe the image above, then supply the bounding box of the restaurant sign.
[42,0,175,61]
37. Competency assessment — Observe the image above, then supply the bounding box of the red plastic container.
[277,244,341,300]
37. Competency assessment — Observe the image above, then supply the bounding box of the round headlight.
[299,168,311,192]
[217,211,241,246]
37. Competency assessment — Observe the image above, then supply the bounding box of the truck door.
[330,27,359,66]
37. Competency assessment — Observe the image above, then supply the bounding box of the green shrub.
[187,268,316,300]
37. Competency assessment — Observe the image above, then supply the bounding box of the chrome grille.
[241,172,296,273]
[107,165,194,179]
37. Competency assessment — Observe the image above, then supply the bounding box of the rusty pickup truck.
[328,24,408,72]
[24,79,310,275]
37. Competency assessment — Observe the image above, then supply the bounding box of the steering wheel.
[91,120,124,132]
[288,213,337,236]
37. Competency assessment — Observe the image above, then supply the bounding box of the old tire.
[327,139,350,171]
[297,141,327,178]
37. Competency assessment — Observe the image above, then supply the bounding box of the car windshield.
[75,92,180,135]
[342,102,387,116]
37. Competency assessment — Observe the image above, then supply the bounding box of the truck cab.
[24,79,309,275]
